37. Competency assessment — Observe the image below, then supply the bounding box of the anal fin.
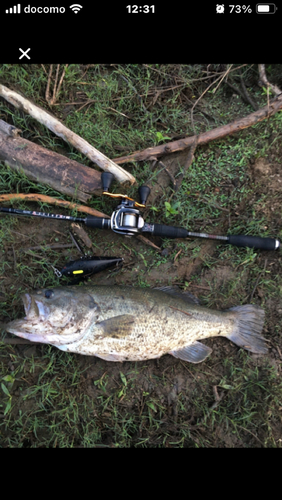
[169,341,212,363]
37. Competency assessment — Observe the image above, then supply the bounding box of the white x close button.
[19,48,31,60]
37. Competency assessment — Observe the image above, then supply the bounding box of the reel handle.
[101,172,114,192]
[138,185,151,206]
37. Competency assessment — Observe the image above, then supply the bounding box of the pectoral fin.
[98,314,135,338]
[169,341,212,363]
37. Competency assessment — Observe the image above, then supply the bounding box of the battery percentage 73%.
[229,5,252,12]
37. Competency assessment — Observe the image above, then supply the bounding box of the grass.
[0,63,282,447]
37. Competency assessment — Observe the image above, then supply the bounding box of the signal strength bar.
[5,4,21,13]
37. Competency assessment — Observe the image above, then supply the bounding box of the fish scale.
[6,285,268,364]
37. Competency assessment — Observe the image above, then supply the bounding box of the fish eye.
[45,289,54,299]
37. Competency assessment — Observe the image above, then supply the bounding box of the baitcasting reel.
[102,172,150,237]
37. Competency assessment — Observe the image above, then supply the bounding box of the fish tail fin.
[226,304,268,354]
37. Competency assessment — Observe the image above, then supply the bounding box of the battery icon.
[256,3,277,13]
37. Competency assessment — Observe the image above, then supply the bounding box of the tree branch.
[113,93,282,164]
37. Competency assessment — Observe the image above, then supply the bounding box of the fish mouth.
[6,293,52,343]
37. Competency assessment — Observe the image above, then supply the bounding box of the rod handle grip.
[228,234,280,250]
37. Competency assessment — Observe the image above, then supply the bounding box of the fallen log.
[0,84,135,185]
[113,93,282,164]
[0,119,103,203]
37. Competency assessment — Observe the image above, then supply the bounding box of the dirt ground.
[1,65,282,447]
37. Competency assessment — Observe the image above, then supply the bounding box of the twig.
[190,66,233,134]
[136,234,161,251]
[142,63,248,84]
[50,100,94,107]
[190,73,224,134]
[258,64,282,96]
[106,107,132,119]
[236,424,265,447]
[194,195,230,213]
[8,229,33,239]
[189,387,226,430]
[20,244,75,253]
[213,385,220,402]
[45,64,53,104]
[164,168,177,190]
[225,80,258,111]
[240,73,258,110]
[174,249,182,262]
[76,99,97,112]
[276,344,282,359]
[213,65,233,94]
[225,80,245,97]
[0,193,109,218]
[45,64,68,105]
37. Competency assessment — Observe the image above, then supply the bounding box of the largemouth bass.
[5,285,268,363]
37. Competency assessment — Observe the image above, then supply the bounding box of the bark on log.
[113,94,282,164]
[0,119,103,203]
[0,84,135,185]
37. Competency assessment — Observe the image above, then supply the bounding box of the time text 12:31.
[126,5,155,13]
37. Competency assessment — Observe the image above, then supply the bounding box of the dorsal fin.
[154,286,200,305]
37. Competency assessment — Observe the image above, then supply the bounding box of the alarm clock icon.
[216,4,225,13]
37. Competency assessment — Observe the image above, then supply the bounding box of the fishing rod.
[0,172,280,251]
